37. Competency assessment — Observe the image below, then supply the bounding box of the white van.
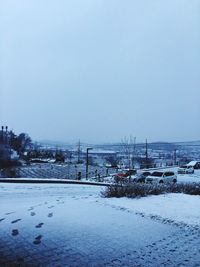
[178,165,194,174]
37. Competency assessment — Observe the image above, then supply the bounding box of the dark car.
[134,171,151,183]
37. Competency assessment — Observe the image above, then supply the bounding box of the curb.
[0,178,111,187]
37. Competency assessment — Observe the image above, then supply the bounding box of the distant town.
[0,125,199,180]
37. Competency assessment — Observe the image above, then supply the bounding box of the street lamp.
[86,147,93,179]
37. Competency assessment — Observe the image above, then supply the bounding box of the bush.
[102,182,200,198]
[0,167,20,178]
[0,159,21,169]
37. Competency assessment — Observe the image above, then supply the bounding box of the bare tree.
[105,155,119,167]
[121,136,136,168]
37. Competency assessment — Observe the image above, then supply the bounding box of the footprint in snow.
[0,218,5,222]
[28,207,34,211]
[30,212,36,216]
[5,212,15,215]
[33,235,42,245]
[48,206,54,209]
[35,223,44,228]
[48,213,53,218]
[11,219,21,224]
[12,229,19,236]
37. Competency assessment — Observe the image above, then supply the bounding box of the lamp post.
[1,126,4,143]
[86,147,93,179]
[5,126,8,145]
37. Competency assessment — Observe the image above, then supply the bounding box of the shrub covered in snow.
[103,183,200,198]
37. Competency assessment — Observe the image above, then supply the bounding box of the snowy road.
[0,184,200,266]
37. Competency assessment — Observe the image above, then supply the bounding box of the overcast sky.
[0,0,199,143]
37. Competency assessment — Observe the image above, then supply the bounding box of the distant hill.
[174,140,200,146]
[36,139,200,151]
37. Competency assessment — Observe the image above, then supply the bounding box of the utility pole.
[77,140,81,163]
[1,126,4,143]
[145,139,148,168]
[129,135,134,169]
[174,149,177,166]
[133,137,136,169]
[5,126,8,145]
[86,147,92,179]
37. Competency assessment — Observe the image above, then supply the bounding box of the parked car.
[146,171,177,184]
[114,169,136,178]
[187,161,200,170]
[113,169,137,183]
[178,165,194,174]
[133,171,151,183]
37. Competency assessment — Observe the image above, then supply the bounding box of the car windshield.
[142,172,151,176]
[164,172,174,176]
[151,172,163,177]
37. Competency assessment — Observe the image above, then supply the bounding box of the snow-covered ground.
[1,183,200,266]
[105,170,200,227]
[1,183,200,228]
[100,193,200,227]
[177,171,200,183]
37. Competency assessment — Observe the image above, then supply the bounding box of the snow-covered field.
[1,182,200,228]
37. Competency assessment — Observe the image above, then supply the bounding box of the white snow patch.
[100,193,200,227]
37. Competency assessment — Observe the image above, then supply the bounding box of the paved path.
[0,184,200,266]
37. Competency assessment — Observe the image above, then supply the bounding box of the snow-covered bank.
[100,193,200,227]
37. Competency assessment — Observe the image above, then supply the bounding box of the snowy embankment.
[100,193,200,227]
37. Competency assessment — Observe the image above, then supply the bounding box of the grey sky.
[0,0,200,143]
